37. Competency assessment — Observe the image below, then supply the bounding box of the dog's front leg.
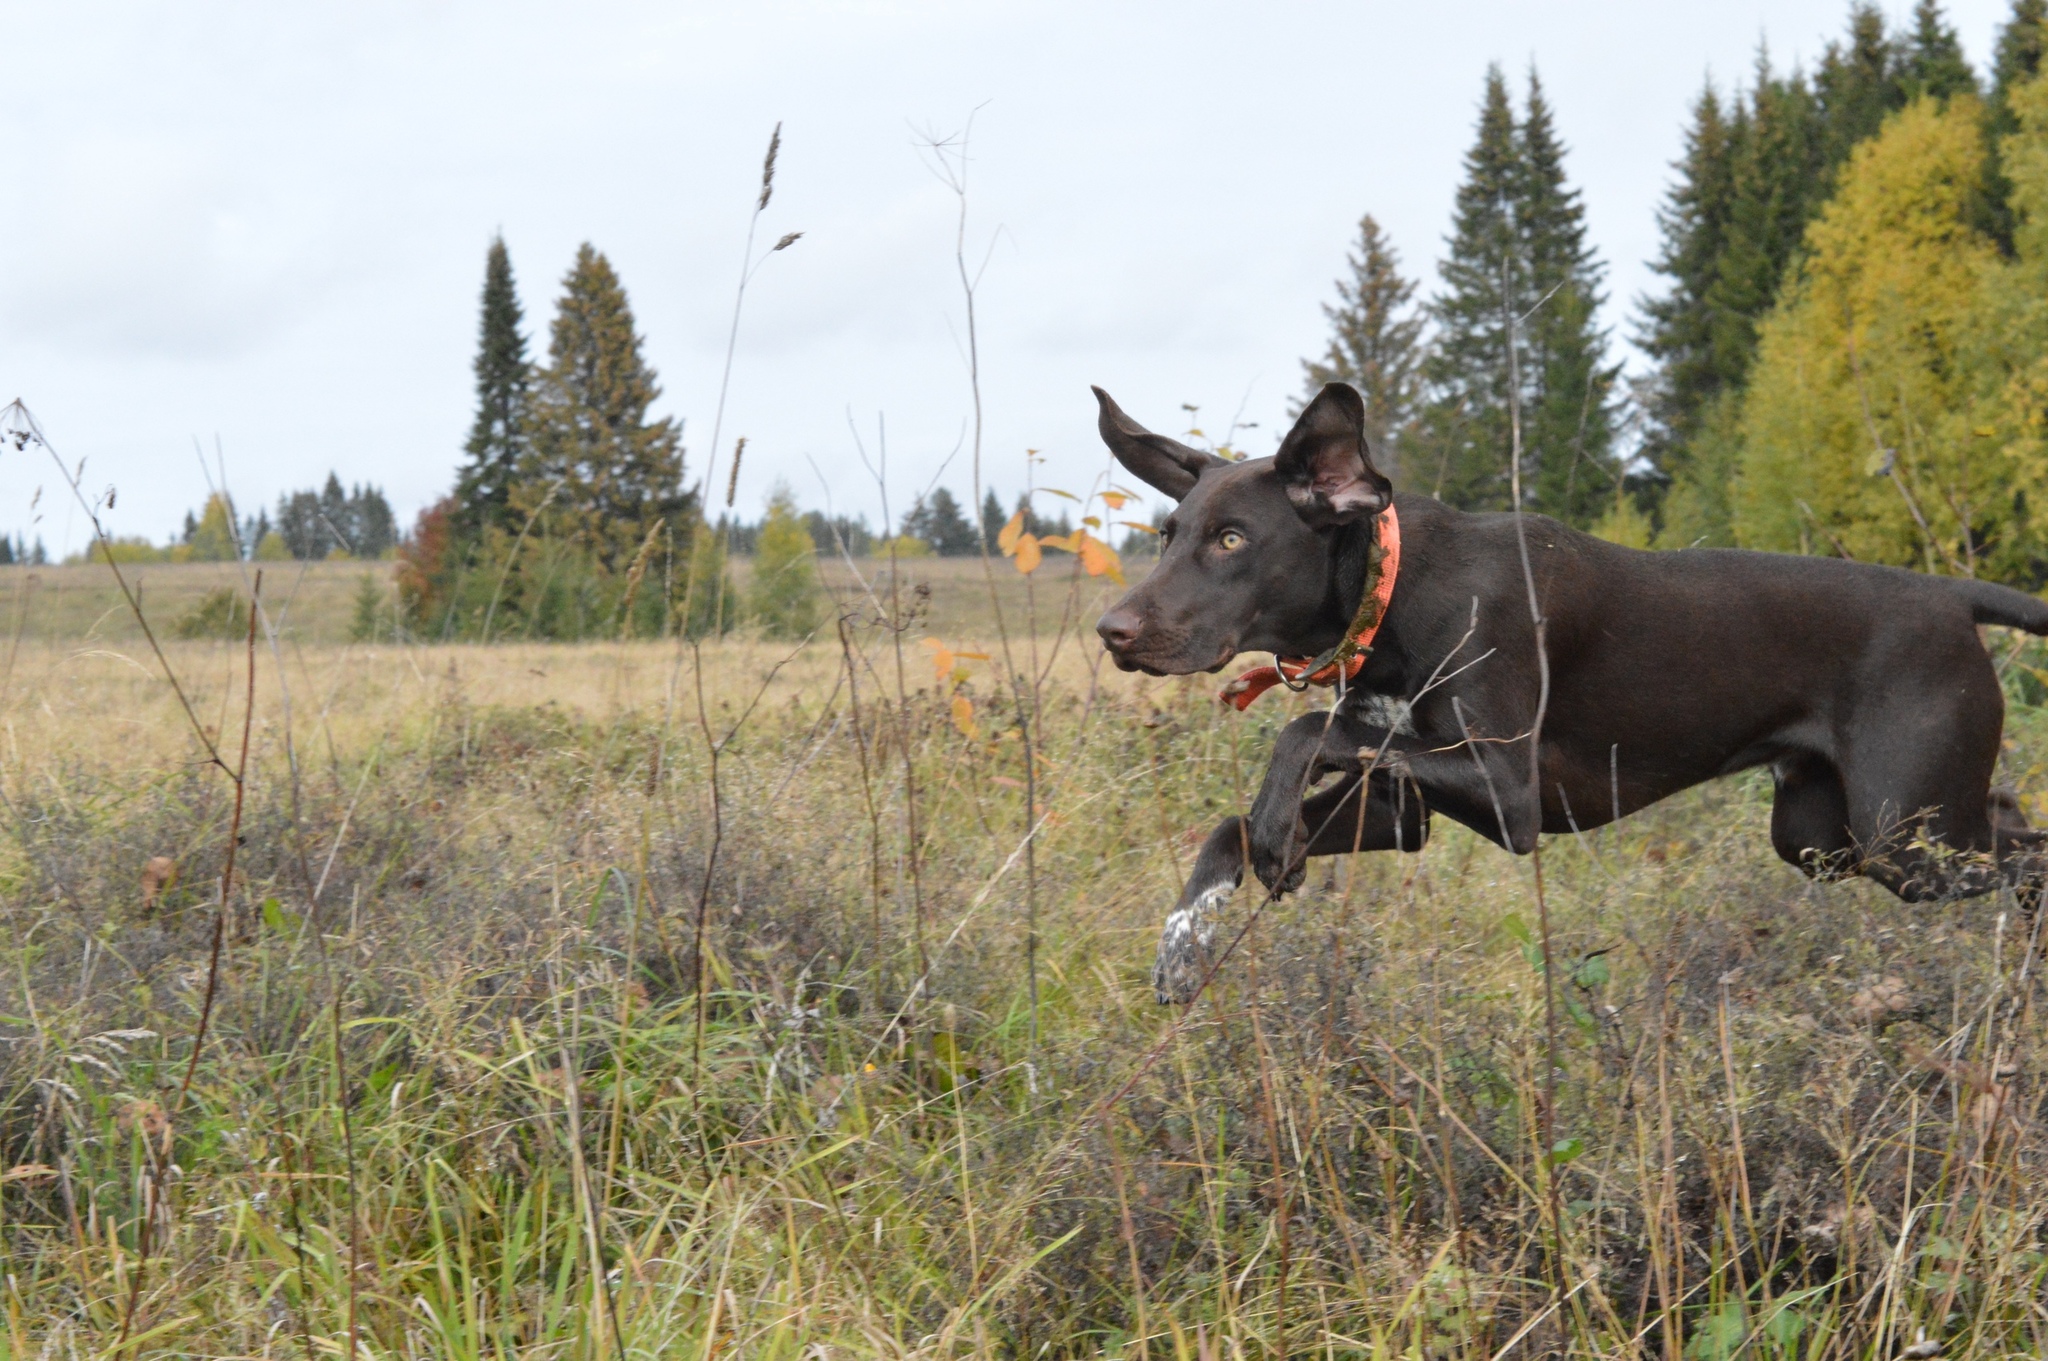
[1243,712,1368,894]
[1152,815,1248,1004]
[1153,776,1425,1004]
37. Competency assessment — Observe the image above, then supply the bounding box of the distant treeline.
[714,487,1083,559]
[75,476,397,565]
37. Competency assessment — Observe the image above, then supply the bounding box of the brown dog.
[1092,382,2048,1003]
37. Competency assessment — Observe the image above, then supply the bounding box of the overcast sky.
[0,0,2019,554]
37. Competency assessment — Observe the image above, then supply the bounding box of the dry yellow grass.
[0,550,1141,649]
[0,584,2045,1357]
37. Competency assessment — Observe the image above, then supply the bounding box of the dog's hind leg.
[1152,774,1428,1004]
[1769,753,1858,881]
[1989,786,2047,917]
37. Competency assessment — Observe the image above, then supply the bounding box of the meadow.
[1,556,2046,1358]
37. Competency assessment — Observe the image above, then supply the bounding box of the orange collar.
[1219,504,1402,711]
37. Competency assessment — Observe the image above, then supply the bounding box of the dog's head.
[1094,382,1393,675]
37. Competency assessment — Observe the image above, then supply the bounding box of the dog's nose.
[1097,607,1143,653]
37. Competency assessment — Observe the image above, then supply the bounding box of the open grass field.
[0,554,1133,649]
[2,559,2047,1357]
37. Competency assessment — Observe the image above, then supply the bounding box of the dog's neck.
[1327,515,1380,640]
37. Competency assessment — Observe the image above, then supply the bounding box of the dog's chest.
[1350,690,1420,738]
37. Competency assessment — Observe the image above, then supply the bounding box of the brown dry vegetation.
[0,565,2045,1357]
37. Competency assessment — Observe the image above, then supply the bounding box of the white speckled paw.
[1150,881,1230,1004]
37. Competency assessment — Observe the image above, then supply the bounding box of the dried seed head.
[758,122,782,211]
[140,855,178,913]
[772,231,803,251]
[726,437,746,508]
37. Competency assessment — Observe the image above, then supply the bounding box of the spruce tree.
[900,488,979,556]
[526,244,690,568]
[1301,215,1426,481]
[351,484,397,557]
[453,236,531,542]
[1636,85,1738,472]
[1816,5,1907,168]
[1419,65,1617,526]
[1706,62,1826,395]
[1983,0,2048,250]
[276,490,324,559]
[320,473,350,553]
[1516,73,1621,525]
[1635,51,1837,538]
[1993,0,2048,116]
[1418,65,1523,510]
[1904,0,1977,100]
[980,488,1006,551]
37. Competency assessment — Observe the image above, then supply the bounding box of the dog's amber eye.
[1218,529,1245,552]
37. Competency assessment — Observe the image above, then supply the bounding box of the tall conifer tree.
[1705,62,1826,393]
[1419,65,1523,510]
[1984,0,2048,249]
[1817,6,1907,166]
[1516,73,1622,525]
[1301,215,1426,481]
[526,244,690,567]
[1636,86,1737,471]
[453,235,531,541]
[1904,0,1977,99]
[1418,65,1617,525]
[1993,0,2048,113]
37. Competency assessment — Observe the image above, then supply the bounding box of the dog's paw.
[1249,824,1308,897]
[1151,882,1230,1005]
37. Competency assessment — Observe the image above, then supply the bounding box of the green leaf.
[1573,954,1610,989]
[261,897,300,934]
[1685,1301,1746,1361]
[366,1061,401,1100]
[1544,1137,1585,1167]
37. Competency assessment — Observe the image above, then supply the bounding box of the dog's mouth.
[1108,639,1238,677]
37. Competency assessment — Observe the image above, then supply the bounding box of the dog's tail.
[1951,578,2048,633]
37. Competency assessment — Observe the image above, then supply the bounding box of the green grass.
[0,578,2044,1357]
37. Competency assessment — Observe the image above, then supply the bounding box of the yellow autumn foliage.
[1732,95,2007,571]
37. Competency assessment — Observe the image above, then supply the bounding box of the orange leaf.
[1078,532,1125,585]
[920,637,954,680]
[951,694,978,739]
[1037,532,1079,554]
[1100,491,1130,510]
[997,508,1026,555]
[1014,534,1042,574]
[1118,520,1160,534]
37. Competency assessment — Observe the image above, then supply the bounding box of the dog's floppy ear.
[1093,386,1228,501]
[1273,383,1392,526]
